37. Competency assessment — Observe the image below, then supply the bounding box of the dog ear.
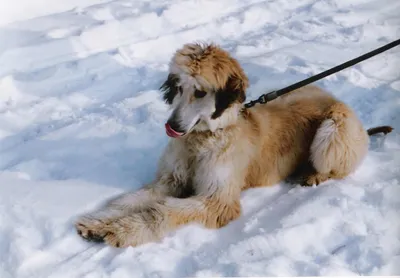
[212,75,246,119]
[160,74,180,104]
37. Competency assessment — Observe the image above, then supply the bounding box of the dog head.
[160,42,249,138]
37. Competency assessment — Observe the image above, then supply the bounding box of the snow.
[0,0,399,276]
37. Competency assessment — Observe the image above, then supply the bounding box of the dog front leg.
[75,178,172,242]
[81,193,241,248]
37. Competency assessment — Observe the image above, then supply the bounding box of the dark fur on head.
[212,75,246,119]
[160,74,180,104]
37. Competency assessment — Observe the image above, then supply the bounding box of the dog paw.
[75,216,109,243]
[101,214,161,248]
[75,215,135,247]
[75,208,162,248]
[302,173,330,186]
[102,229,129,248]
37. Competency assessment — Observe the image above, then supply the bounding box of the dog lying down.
[76,42,393,248]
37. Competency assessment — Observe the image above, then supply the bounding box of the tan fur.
[171,42,249,92]
[76,42,375,248]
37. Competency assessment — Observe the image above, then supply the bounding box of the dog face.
[160,43,249,138]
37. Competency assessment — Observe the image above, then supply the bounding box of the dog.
[75,42,393,248]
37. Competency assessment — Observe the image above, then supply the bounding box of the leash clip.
[258,94,267,104]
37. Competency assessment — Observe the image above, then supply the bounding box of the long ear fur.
[212,75,246,119]
[160,74,180,104]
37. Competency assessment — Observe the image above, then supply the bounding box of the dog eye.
[194,90,207,98]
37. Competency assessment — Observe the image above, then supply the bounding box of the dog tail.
[367,125,393,136]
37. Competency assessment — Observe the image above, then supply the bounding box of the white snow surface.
[1,0,400,277]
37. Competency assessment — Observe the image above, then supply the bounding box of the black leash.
[244,38,400,108]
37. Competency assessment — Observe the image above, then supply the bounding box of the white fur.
[168,73,218,133]
[310,119,338,173]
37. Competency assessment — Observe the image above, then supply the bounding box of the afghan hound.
[75,42,392,248]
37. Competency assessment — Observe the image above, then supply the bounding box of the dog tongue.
[165,123,184,138]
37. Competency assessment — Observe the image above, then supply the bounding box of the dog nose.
[167,119,184,133]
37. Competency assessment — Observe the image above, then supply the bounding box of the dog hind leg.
[306,102,369,186]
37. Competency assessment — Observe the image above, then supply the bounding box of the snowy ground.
[1,0,399,277]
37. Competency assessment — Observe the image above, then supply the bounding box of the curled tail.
[367,126,393,136]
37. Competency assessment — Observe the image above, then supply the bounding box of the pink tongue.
[165,123,184,138]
